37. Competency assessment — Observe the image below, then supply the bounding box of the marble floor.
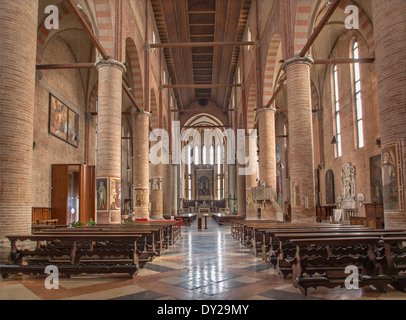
[1,218,406,301]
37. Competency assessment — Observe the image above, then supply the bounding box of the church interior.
[1,0,406,302]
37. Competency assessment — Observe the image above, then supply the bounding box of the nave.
[1,220,405,301]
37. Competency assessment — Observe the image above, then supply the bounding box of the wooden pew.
[288,237,393,295]
[376,236,406,292]
[213,214,245,226]
[273,231,406,279]
[0,233,143,279]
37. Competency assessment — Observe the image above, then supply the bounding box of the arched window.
[353,40,364,149]
[333,64,342,157]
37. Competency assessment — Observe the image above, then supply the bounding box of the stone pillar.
[150,154,163,220]
[133,111,151,220]
[258,108,277,220]
[237,167,246,218]
[228,164,237,212]
[371,0,406,229]
[245,135,258,220]
[283,57,316,224]
[162,163,172,218]
[95,59,125,224]
[0,0,38,249]
[171,164,178,216]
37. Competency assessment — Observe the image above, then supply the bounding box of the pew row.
[0,220,182,279]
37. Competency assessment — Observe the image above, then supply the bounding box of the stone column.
[371,0,406,229]
[171,164,178,216]
[228,164,237,212]
[162,162,172,217]
[283,57,315,224]
[95,59,125,224]
[150,152,163,220]
[0,0,38,247]
[237,167,246,218]
[258,108,277,220]
[133,111,151,220]
[245,135,258,220]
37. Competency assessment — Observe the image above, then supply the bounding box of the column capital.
[257,107,276,115]
[282,56,314,71]
[95,58,126,73]
[133,110,151,118]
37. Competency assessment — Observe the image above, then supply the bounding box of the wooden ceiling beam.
[163,83,242,89]
[150,41,255,48]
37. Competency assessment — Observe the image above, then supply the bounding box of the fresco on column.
[381,144,404,211]
[370,155,383,204]
[96,178,108,211]
[276,142,283,207]
[110,178,121,211]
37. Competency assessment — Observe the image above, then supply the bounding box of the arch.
[312,0,375,54]
[125,38,144,110]
[263,33,282,106]
[36,0,98,64]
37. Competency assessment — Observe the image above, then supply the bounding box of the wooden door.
[51,165,69,225]
[79,165,96,223]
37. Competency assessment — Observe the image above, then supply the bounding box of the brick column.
[258,108,277,219]
[133,111,150,220]
[0,0,38,247]
[95,59,125,224]
[283,57,316,223]
[372,0,406,229]
[245,135,258,220]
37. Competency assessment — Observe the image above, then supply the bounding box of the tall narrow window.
[333,65,342,157]
[202,146,207,165]
[353,41,364,148]
[187,145,192,199]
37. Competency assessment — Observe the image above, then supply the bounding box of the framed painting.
[49,93,79,147]
[49,94,68,141]
[67,108,79,147]
[96,178,108,211]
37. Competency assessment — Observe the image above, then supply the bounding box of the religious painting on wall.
[49,94,68,140]
[325,170,335,205]
[247,188,253,207]
[276,142,283,207]
[198,176,210,196]
[370,155,383,204]
[151,178,162,191]
[382,144,404,211]
[49,94,79,147]
[291,178,302,208]
[67,108,79,147]
[110,178,121,211]
[96,178,108,211]
[134,188,149,207]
